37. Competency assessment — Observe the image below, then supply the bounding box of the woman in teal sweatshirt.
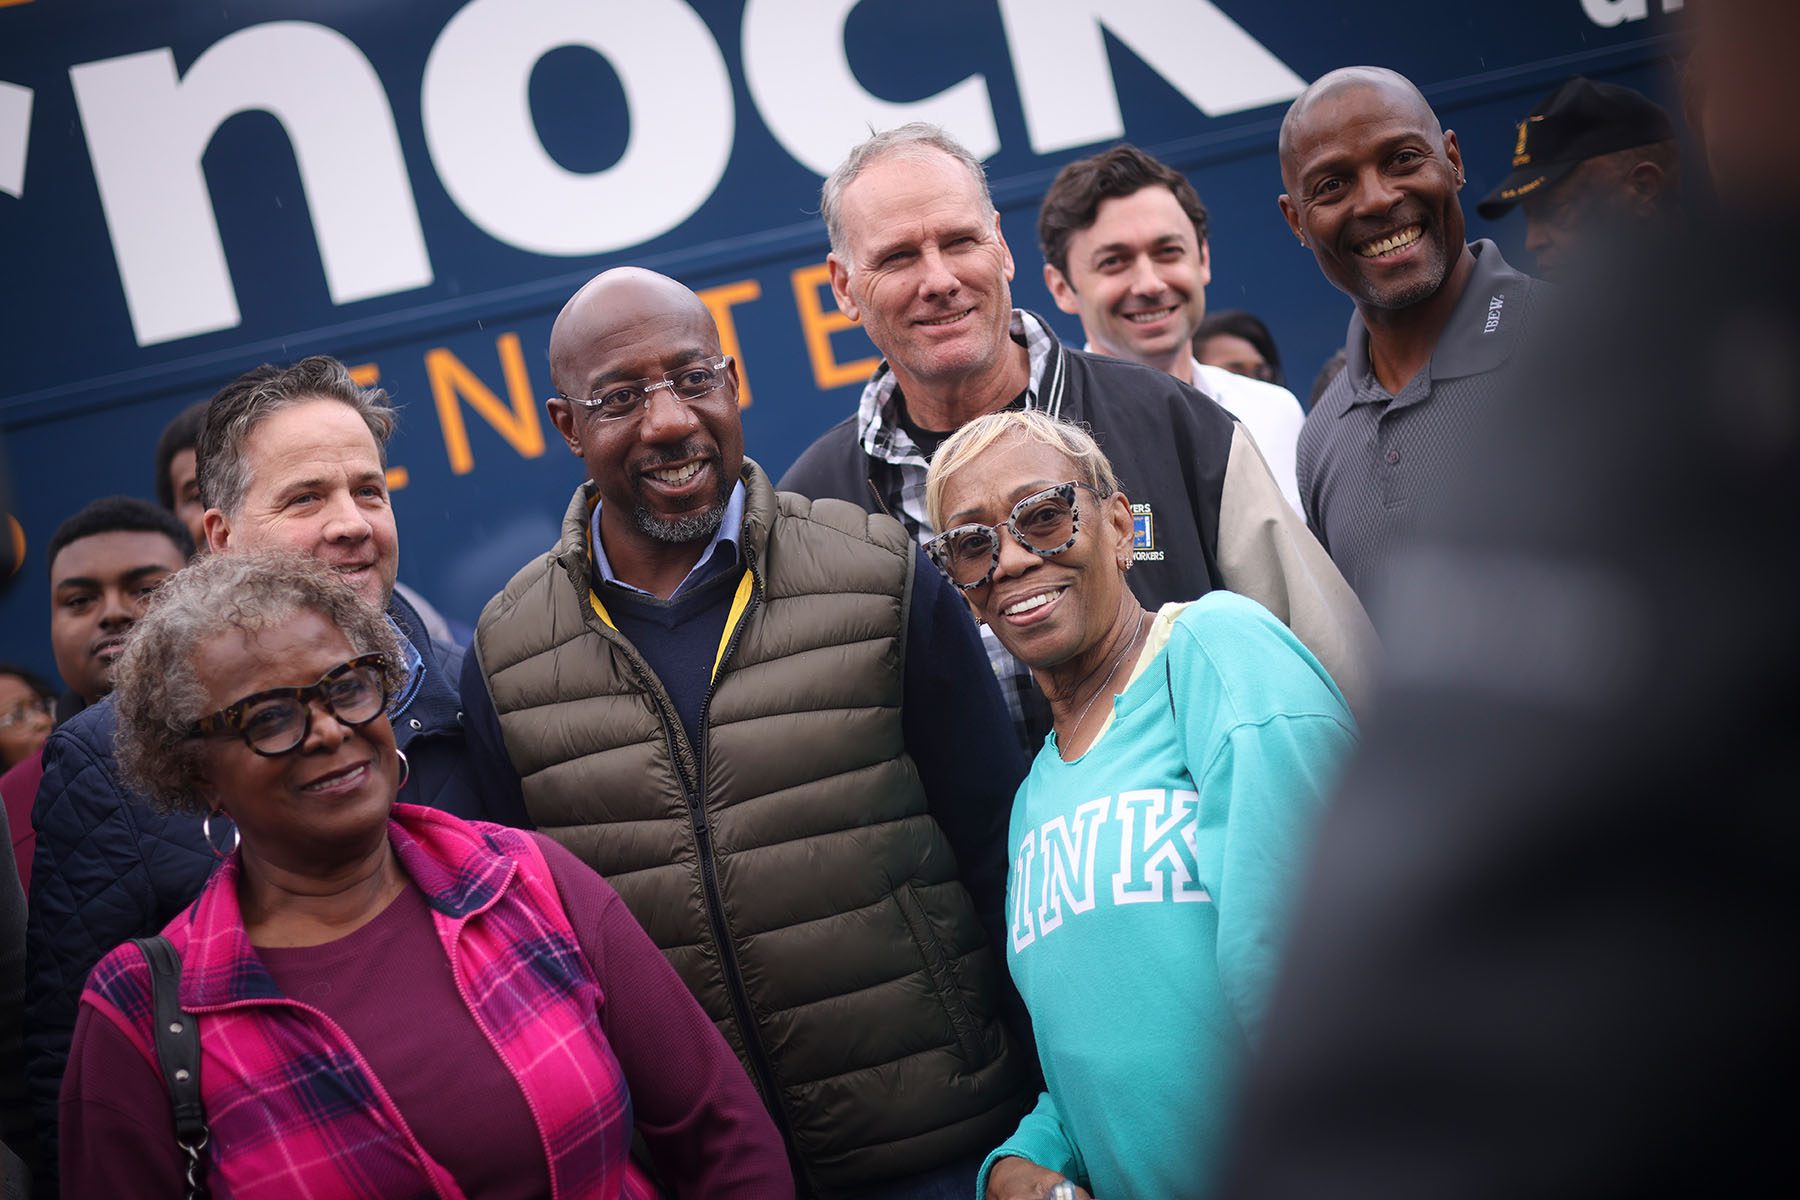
[924,411,1358,1200]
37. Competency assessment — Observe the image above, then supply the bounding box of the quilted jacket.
[474,466,1035,1195]
[23,587,484,1178]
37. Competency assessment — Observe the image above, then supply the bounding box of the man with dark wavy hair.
[1037,143,1307,513]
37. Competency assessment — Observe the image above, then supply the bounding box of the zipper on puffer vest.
[659,560,805,1184]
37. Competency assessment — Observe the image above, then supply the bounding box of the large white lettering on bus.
[997,0,1306,155]
[60,0,1308,348]
[0,81,28,199]
[1580,0,1684,28]
[744,0,1000,176]
[69,22,432,347]
[422,0,733,257]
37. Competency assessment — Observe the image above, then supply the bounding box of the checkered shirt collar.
[849,310,1064,750]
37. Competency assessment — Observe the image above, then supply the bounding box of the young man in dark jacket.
[1,496,193,892]
[780,124,1376,746]
[24,358,491,1181]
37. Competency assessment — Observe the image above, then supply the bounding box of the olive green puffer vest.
[474,462,1032,1196]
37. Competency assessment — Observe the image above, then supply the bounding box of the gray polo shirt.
[1298,239,1542,610]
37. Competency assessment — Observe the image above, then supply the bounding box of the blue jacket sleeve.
[24,705,212,1182]
[458,644,532,830]
[901,552,1028,979]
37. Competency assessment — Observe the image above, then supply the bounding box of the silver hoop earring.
[395,748,411,792]
[202,810,239,859]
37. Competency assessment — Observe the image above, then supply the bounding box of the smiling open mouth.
[1123,305,1178,325]
[916,308,974,327]
[1357,226,1423,258]
[1002,587,1065,617]
[646,461,704,486]
[300,761,369,796]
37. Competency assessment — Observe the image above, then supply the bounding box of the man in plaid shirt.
[782,124,1376,748]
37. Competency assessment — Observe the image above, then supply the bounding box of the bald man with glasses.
[461,267,1037,1199]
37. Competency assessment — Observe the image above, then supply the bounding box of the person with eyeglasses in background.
[0,668,56,776]
[921,411,1356,1200]
[461,266,1037,1198]
[0,665,55,898]
[59,550,789,1199]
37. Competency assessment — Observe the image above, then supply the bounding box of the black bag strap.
[132,935,209,1199]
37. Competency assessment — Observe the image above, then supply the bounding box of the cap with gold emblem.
[1477,76,1674,219]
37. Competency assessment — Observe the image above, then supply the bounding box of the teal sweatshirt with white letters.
[977,593,1356,1200]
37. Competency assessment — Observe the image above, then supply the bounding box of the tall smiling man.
[464,267,1035,1198]
[781,124,1376,740]
[1037,144,1308,513]
[1279,67,1546,605]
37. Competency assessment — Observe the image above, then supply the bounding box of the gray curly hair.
[111,550,405,814]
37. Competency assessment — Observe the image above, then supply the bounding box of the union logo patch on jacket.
[1131,503,1164,561]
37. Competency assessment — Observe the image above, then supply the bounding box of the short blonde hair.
[924,410,1121,531]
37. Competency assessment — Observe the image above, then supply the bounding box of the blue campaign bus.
[0,0,1684,669]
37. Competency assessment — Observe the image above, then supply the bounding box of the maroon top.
[61,832,791,1199]
[1,747,42,892]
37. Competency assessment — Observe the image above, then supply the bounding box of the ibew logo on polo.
[1484,293,1506,334]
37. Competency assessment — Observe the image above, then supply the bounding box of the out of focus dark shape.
[1477,76,1681,281]
[1221,3,1800,1197]
[1,798,25,1199]
[1682,0,1800,215]
[1193,309,1285,386]
[0,448,28,1200]
[1306,348,1347,412]
[0,441,15,587]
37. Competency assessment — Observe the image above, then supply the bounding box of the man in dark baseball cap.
[1479,76,1681,280]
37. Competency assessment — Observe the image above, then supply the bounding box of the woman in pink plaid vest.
[59,551,791,1198]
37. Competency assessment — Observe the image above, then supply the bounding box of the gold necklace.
[1066,610,1148,750]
